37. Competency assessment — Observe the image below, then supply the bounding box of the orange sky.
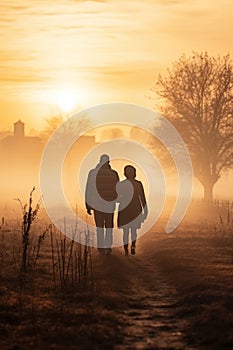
[0,0,233,131]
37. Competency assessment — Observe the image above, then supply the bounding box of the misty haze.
[0,0,233,349]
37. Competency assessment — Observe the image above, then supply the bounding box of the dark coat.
[117,179,147,229]
[85,162,119,213]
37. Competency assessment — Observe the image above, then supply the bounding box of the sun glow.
[50,88,83,112]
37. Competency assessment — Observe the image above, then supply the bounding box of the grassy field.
[0,201,233,349]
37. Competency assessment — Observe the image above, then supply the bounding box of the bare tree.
[41,112,92,146]
[153,52,233,202]
[41,115,63,141]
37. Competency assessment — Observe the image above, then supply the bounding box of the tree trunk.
[203,182,214,204]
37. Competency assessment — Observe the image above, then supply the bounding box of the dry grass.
[0,199,233,349]
[141,220,233,349]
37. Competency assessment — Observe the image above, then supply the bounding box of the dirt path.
[115,255,188,349]
[93,240,194,350]
[92,230,233,350]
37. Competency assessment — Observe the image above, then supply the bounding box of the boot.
[131,242,136,255]
[124,244,129,256]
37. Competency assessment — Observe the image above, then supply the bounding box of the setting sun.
[49,88,81,112]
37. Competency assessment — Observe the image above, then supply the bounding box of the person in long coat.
[117,165,148,255]
[85,154,119,255]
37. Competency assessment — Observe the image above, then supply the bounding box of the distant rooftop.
[14,120,24,125]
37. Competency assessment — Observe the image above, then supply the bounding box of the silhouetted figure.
[85,154,119,255]
[117,165,148,255]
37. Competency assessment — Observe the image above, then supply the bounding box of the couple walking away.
[85,154,148,256]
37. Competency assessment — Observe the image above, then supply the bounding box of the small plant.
[49,224,93,294]
[15,187,41,273]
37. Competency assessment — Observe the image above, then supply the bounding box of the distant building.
[0,120,97,198]
[0,130,11,142]
[0,121,44,196]
[0,120,43,157]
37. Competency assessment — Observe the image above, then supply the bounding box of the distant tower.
[14,120,25,138]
